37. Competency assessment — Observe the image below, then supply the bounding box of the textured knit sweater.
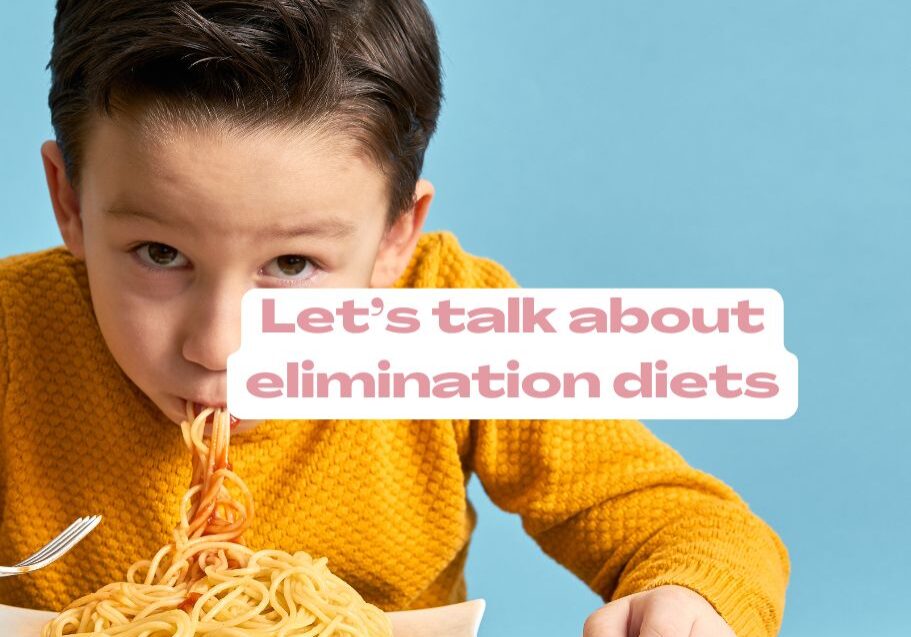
[0,230,789,636]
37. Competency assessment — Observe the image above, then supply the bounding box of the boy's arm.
[0,286,7,522]
[468,418,790,637]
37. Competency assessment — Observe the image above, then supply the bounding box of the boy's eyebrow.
[104,206,357,240]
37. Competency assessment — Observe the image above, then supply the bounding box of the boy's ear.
[370,178,434,288]
[41,140,85,260]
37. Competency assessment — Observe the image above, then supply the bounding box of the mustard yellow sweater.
[0,230,789,636]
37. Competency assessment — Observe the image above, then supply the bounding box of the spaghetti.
[42,404,392,637]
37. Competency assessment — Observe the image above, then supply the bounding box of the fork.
[0,516,102,577]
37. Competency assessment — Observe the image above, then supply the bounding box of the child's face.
[41,113,432,428]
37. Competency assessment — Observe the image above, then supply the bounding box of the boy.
[0,1,789,636]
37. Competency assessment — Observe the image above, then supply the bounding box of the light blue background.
[2,2,908,636]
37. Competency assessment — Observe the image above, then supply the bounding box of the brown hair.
[47,0,443,228]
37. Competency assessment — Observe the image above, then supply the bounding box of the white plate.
[0,598,486,637]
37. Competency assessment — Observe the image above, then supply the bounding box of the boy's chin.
[178,414,264,437]
[160,395,263,435]
[223,418,264,435]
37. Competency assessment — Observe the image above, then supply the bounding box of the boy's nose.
[180,284,243,372]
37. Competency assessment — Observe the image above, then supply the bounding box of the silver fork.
[0,516,102,577]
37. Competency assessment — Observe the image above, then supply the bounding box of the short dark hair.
[47,0,443,228]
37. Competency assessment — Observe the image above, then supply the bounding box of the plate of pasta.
[1,405,485,637]
[0,599,486,637]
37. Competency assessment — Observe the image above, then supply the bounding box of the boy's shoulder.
[394,230,520,289]
[0,247,96,397]
[0,244,84,273]
[0,246,94,346]
[0,245,90,305]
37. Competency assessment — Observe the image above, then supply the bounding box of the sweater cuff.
[611,559,786,637]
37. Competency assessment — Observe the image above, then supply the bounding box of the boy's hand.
[582,585,737,637]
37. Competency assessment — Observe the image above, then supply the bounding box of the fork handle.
[0,566,29,577]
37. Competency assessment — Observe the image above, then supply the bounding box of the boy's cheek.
[85,269,221,427]
[88,275,178,405]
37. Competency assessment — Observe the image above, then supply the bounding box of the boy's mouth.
[186,399,240,429]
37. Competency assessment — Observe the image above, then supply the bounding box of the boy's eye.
[136,242,188,268]
[264,255,318,279]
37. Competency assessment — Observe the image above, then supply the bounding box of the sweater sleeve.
[469,418,790,637]
[0,283,7,522]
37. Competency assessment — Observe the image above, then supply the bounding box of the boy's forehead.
[80,112,389,225]
[85,112,371,179]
